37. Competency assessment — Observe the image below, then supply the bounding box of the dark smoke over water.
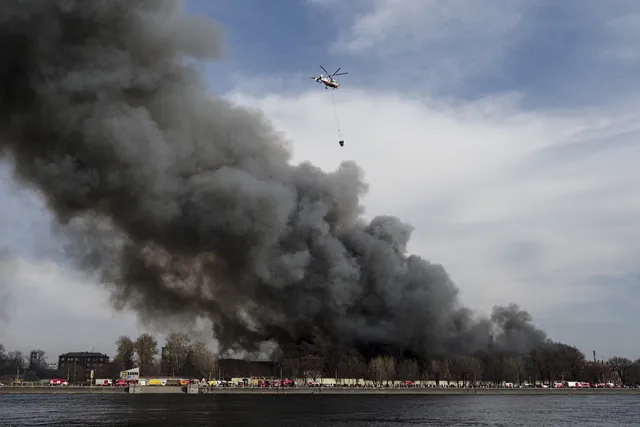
[0,0,546,357]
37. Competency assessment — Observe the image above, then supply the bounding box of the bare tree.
[294,339,325,380]
[382,356,396,384]
[529,345,553,384]
[397,358,419,382]
[338,350,366,382]
[368,356,384,385]
[546,344,585,382]
[427,359,438,383]
[188,341,217,379]
[627,360,640,385]
[164,332,192,376]
[0,345,8,375]
[503,355,524,384]
[449,355,482,386]
[300,355,324,380]
[441,358,452,383]
[468,357,483,385]
[368,356,395,384]
[322,344,343,380]
[281,355,301,379]
[114,336,136,370]
[29,349,47,369]
[134,333,159,376]
[608,357,633,384]
[448,356,466,384]
[7,351,26,371]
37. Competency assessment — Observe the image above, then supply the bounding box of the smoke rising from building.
[0,0,546,357]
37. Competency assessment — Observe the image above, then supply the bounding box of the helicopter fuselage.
[318,77,339,88]
[313,67,346,89]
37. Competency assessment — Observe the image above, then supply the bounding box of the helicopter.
[312,66,348,89]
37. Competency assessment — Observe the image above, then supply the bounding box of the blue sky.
[1,0,640,361]
[187,0,640,106]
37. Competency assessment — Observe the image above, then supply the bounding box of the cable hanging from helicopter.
[312,66,348,147]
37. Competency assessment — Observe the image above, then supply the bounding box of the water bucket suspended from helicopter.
[311,66,348,147]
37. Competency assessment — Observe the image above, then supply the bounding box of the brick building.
[57,351,110,383]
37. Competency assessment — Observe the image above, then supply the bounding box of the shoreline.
[0,386,127,394]
[193,388,640,396]
[1,386,639,395]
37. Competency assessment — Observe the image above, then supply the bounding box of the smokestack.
[593,350,596,363]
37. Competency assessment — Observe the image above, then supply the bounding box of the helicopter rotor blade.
[333,72,348,76]
[331,68,341,76]
[320,66,329,75]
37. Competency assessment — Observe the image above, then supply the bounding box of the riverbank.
[1,386,639,395]
[0,386,126,394]
[200,387,640,396]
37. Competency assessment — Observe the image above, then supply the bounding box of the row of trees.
[112,333,218,379]
[277,338,640,386]
[4,337,639,386]
[0,345,28,374]
[0,345,53,379]
[361,354,640,386]
[1,334,217,382]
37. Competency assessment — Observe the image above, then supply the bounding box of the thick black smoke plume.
[0,0,546,357]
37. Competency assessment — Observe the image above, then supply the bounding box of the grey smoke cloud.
[0,0,546,356]
[0,249,16,322]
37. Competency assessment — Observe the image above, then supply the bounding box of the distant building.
[57,351,109,382]
[58,351,109,370]
[29,351,39,369]
[217,358,278,380]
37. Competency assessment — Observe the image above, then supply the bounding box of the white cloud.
[0,257,143,358]
[311,0,533,90]
[224,87,640,333]
[331,0,527,51]
[0,253,221,360]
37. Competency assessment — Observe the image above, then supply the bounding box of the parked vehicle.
[50,378,68,386]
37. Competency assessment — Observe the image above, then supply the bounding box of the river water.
[0,394,638,426]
